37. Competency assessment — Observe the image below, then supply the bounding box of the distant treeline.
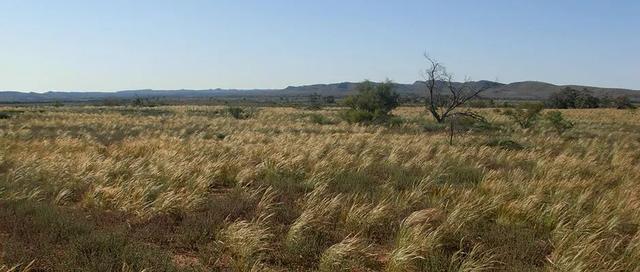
[6,87,636,110]
[459,87,636,109]
[545,87,636,109]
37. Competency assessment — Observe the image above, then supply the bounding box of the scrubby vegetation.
[1,105,640,271]
[340,80,400,124]
[502,103,544,129]
[544,111,574,135]
[546,87,637,109]
[611,96,637,109]
[226,106,256,120]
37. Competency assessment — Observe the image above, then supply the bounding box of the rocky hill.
[1,81,638,103]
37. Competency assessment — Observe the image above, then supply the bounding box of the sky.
[0,0,639,92]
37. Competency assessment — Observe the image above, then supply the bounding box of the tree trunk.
[449,119,454,145]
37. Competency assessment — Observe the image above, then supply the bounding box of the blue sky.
[1,0,638,91]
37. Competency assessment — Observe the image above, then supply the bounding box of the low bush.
[308,113,336,125]
[465,99,495,108]
[386,116,404,127]
[226,107,255,119]
[545,111,573,135]
[422,122,447,132]
[339,109,387,124]
[485,138,525,150]
[215,132,227,140]
[450,114,494,132]
[340,80,400,125]
[613,96,636,109]
[546,87,600,109]
[307,93,324,110]
[503,103,544,129]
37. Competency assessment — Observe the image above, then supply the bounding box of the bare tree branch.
[422,55,488,123]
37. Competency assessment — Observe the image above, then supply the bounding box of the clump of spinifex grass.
[215,186,278,270]
[285,186,345,263]
[344,200,398,243]
[318,235,378,271]
[218,220,273,270]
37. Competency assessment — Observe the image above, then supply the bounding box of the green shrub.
[500,102,514,108]
[545,111,573,135]
[485,138,524,150]
[308,113,336,125]
[132,98,145,107]
[465,99,495,108]
[215,132,227,140]
[307,93,324,110]
[386,116,404,127]
[613,96,636,109]
[340,80,400,124]
[546,87,600,108]
[343,80,399,114]
[339,109,383,124]
[323,96,336,104]
[503,103,544,129]
[0,112,10,119]
[422,122,447,132]
[226,107,254,119]
[450,114,493,132]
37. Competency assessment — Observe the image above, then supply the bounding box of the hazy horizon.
[4,79,640,94]
[1,0,639,92]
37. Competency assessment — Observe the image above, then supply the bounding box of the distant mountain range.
[1,81,639,103]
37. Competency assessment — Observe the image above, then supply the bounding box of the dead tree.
[423,55,488,123]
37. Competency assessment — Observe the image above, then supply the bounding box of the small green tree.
[575,89,600,108]
[446,112,489,145]
[340,80,399,123]
[307,93,323,110]
[132,97,145,107]
[308,113,336,125]
[323,96,336,104]
[503,103,544,129]
[545,111,573,135]
[226,106,254,119]
[613,96,636,109]
[546,87,600,109]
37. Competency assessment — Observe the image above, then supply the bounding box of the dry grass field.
[0,105,639,271]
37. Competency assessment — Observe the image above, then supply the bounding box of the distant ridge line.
[1,81,639,103]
